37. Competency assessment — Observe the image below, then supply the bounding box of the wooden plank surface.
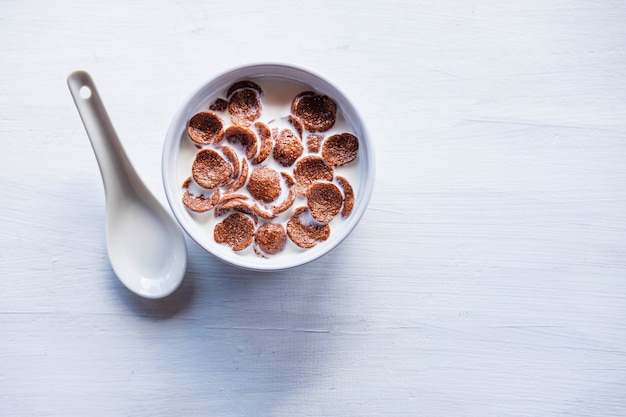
[1,0,625,415]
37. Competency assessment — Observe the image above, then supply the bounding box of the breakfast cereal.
[321,132,359,167]
[254,222,287,255]
[214,213,255,251]
[291,91,337,132]
[293,156,334,196]
[187,112,224,145]
[192,149,233,189]
[306,182,343,224]
[181,78,359,258]
[286,206,331,248]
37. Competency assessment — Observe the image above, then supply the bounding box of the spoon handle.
[67,70,139,196]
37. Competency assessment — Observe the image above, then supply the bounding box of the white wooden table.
[2,1,625,415]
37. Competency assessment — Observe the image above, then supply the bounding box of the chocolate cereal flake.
[225,158,249,194]
[306,134,324,153]
[192,149,233,189]
[321,133,359,167]
[255,223,287,255]
[247,166,281,203]
[306,182,343,224]
[224,125,258,160]
[215,199,259,224]
[227,80,263,98]
[251,121,273,165]
[291,92,337,132]
[214,213,255,251]
[285,115,303,138]
[188,112,224,145]
[293,156,334,196]
[251,204,276,219]
[273,129,303,167]
[228,88,262,127]
[336,176,354,217]
[220,145,240,180]
[271,187,296,215]
[270,171,296,215]
[286,206,331,249]
[219,193,249,203]
[181,177,221,212]
[209,98,228,112]
[281,171,295,187]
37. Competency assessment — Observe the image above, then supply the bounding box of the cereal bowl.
[162,63,375,271]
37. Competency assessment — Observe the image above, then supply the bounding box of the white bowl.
[162,63,375,271]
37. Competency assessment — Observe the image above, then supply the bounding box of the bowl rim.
[162,62,376,271]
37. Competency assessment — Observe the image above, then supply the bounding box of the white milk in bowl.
[164,65,373,271]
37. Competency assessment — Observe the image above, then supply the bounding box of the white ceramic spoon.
[67,70,186,299]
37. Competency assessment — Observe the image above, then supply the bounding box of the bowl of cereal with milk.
[162,63,375,270]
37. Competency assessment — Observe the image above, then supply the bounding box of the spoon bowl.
[68,70,186,299]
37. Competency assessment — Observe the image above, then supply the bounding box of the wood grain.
[1,0,625,415]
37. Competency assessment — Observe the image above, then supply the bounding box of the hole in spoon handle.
[79,85,92,99]
[67,70,136,196]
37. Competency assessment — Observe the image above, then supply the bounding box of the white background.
[1,0,625,416]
